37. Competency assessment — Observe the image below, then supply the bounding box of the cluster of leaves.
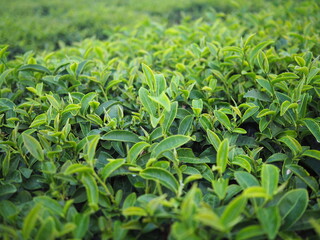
[1,0,320,239]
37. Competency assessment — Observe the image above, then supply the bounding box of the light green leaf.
[86,135,100,164]
[242,106,259,122]
[280,101,298,116]
[22,204,42,239]
[235,172,259,189]
[220,196,247,229]
[302,149,320,160]
[207,129,221,151]
[261,164,279,196]
[142,63,155,92]
[81,173,99,210]
[138,87,157,116]
[151,135,191,158]
[46,94,61,111]
[162,101,178,134]
[64,164,93,175]
[35,217,55,240]
[22,133,44,161]
[101,130,140,143]
[216,138,229,174]
[122,207,147,217]
[257,207,281,240]
[34,196,63,217]
[214,110,232,130]
[155,74,167,96]
[149,92,171,112]
[100,159,126,181]
[236,225,264,240]
[279,136,302,155]
[233,156,252,173]
[140,167,179,194]
[127,142,150,164]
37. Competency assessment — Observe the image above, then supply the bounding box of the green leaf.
[302,149,320,160]
[261,164,279,196]
[101,130,140,143]
[64,163,93,175]
[46,94,61,111]
[100,159,126,181]
[151,135,191,158]
[155,74,167,96]
[162,101,178,134]
[233,156,252,173]
[244,89,271,102]
[0,184,17,196]
[196,208,224,232]
[127,142,150,164]
[235,171,259,189]
[81,173,99,210]
[278,189,308,229]
[142,63,156,92]
[178,115,194,135]
[286,164,318,192]
[207,129,221,151]
[86,135,100,164]
[236,225,264,240]
[257,207,281,240]
[80,92,96,114]
[73,213,89,239]
[249,40,274,65]
[149,92,171,112]
[140,167,179,194]
[280,101,298,116]
[279,136,302,155]
[18,64,51,75]
[35,217,55,240]
[242,186,268,198]
[216,138,229,174]
[34,196,63,217]
[138,87,157,116]
[214,110,232,130]
[22,204,42,239]
[220,196,247,230]
[256,109,276,118]
[123,207,147,217]
[22,133,44,161]
[302,118,320,143]
[242,106,259,122]
[212,178,228,200]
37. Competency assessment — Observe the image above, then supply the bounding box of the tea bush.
[0,0,320,239]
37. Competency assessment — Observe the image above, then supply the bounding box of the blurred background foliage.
[1,0,319,57]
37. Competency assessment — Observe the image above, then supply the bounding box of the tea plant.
[0,0,320,239]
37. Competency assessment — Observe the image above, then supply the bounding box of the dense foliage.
[0,0,320,239]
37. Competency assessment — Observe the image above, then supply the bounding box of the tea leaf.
[278,189,308,230]
[207,129,221,151]
[101,130,140,143]
[302,118,320,143]
[216,138,229,174]
[100,159,126,181]
[81,173,99,210]
[140,167,179,194]
[138,87,157,116]
[261,164,279,196]
[151,135,191,158]
[22,204,42,239]
[279,136,302,155]
[22,133,44,161]
[257,207,281,240]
